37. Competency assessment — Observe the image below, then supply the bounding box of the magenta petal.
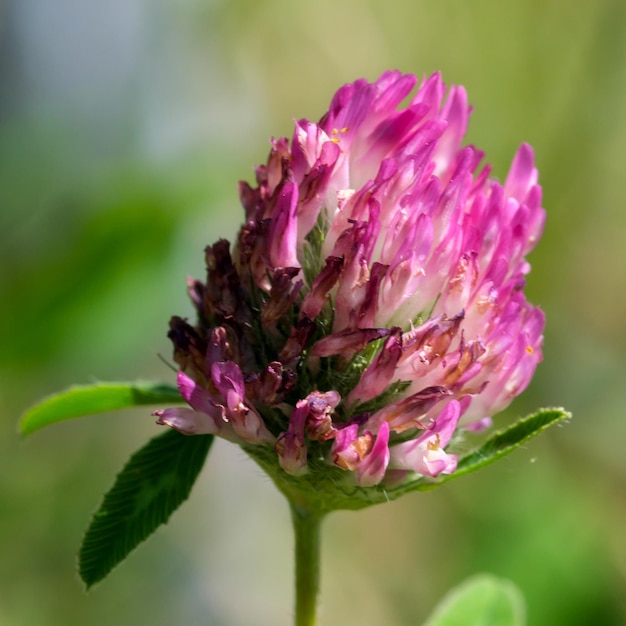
[210,362,245,409]
[300,256,344,320]
[331,423,361,470]
[296,140,341,238]
[332,423,360,455]
[367,386,452,432]
[177,371,218,415]
[415,400,461,448]
[276,402,308,475]
[411,72,444,111]
[204,327,230,374]
[311,327,391,358]
[268,180,300,270]
[434,86,469,173]
[372,71,417,115]
[504,143,537,202]
[291,120,329,179]
[320,78,375,141]
[210,361,275,444]
[347,329,402,405]
[276,430,307,475]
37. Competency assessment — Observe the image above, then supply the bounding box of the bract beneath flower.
[156,70,545,493]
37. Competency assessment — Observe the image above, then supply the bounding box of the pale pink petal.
[357,422,390,487]
[389,401,461,477]
[154,407,239,442]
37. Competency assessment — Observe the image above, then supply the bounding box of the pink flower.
[156,71,545,488]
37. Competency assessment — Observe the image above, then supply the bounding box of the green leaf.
[387,407,570,498]
[423,574,526,626]
[451,407,571,481]
[19,381,182,435]
[79,429,213,588]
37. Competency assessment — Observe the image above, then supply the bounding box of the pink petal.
[389,401,461,477]
[357,422,391,487]
[177,371,218,415]
[310,327,391,359]
[154,407,238,442]
[268,180,300,269]
[347,328,403,405]
[276,402,308,475]
[504,143,538,202]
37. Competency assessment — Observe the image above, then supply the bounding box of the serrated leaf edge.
[79,429,213,588]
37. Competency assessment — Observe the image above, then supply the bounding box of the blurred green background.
[2,0,625,624]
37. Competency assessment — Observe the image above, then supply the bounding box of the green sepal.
[79,429,213,588]
[19,381,182,435]
[423,574,526,626]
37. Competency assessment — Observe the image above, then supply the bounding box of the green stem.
[291,502,324,626]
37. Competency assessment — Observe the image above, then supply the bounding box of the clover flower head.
[154,71,545,495]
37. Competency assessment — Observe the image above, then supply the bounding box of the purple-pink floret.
[155,71,545,487]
